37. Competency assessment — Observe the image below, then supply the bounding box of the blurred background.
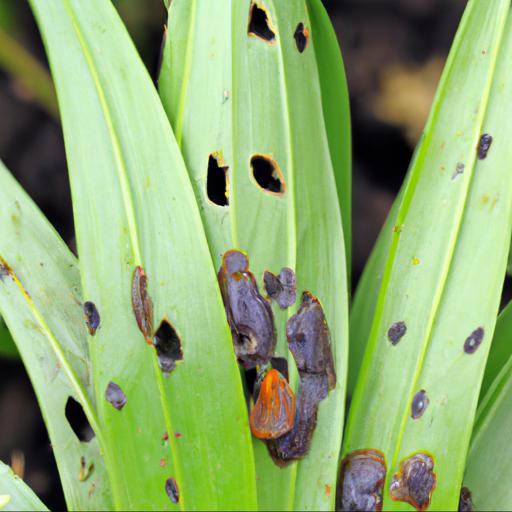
[0,0,468,508]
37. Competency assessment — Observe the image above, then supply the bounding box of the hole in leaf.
[294,23,309,53]
[65,397,95,442]
[207,154,229,206]
[250,155,285,195]
[248,3,276,43]
[154,319,183,376]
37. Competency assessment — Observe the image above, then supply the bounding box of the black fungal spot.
[477,134,493,160]
[452,162,465,180]
[293,22,309,53]
[83,301,100,336]
[105,381,127,410]
[248,3,275,43]
[153,319,183,376]
[165,477,180,504]
[388,321,406,345]
[250,155,285,194]
[411,390,429,420]
[464,327,484,354]
[264,268,296,309]
[337,449,386,512]
[271,356,289,381]
[390,453,436,511]
[459,487,473,512]
[65,397,95,442]
[207,154,229,206]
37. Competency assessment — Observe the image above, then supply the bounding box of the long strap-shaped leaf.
[159,1,348,510]
[0,460,48,511]
[28,0,257,509]
[343,1,512,509]
[0,161,112,510]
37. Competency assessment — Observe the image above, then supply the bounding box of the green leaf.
[0,318,18,359]
[342,1,512,510]
[28,0,256,509]
[159,1,348,510]
[0,460,48,511]
[0,161,112,510]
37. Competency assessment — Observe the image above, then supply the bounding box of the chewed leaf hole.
[248,3,276,43]
[65,397,95,442]
[154,319,183,376]
[207,154,229,206]
[251,155,285,195]
[294,23,309,53]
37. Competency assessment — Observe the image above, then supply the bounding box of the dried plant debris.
[477,133,493,160]
[248,2,276,43]
[293,22,309,53]
[411,389,430,420]
[105,381,127,411]
[153,319,183,376]
[458,487,473,512]
[83,301,100,336]
[464,327,484,354]
[389,453,436,511]
[131,265,154,344]
[250,368,295,439]
[388,321,407,345]
[337,449,386,512]
[264,267,296,309]
[165,477,180,504]
[218,250,276,368]
[267,292,336,465]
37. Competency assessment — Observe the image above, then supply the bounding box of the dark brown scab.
[250,155,285,195]
[477,133,493,160]
[458,486,473,512]
[83,301,100,336]
[105,381,127,411]
[337,449,386,512]
[389,453,436,511]
[218,250,276,368]
[131,266,154,344]
[464,327,484,354]
[153,319,183,376]
[207,153,229,206]
[411,390,429,419]
[264,267,296,309]
[388,321,406,345]
[248,3,276,43]
[293,22,309,53]
[165,477,180,504]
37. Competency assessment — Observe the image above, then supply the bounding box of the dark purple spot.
[153,319,183,376]
[105,381,127,410]
[477,134,493,160]
[293,22,309,53]
[248,3,275,42]
[390,453,436,511]
[83,301,100,336]
[464,327,484,354]
[337,449,386,512]
[251,155,285,194]
[388,321,406,345]
[207,154,229,206]
[459,487,473,512]
[411,390,429,419]
[264,267,296,309]
[65,397,95,442]
[165,477,180,504]
[131,266,153,344]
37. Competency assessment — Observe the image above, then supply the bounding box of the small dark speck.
[477,134,493,160]
[411,389,429,419]
[165,477,179,504]
[452,162,465,180]
[105,381,127,410]
[464,327,484,354]
[388,321,406,345]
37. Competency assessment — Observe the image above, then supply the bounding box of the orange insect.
[250,368,296,440]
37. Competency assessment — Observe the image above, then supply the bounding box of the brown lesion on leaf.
[294,22,309,53]
[250,154,286,195]
[264,267,296,309]
[248,2,276,44]
[206,152,229,206]
[83,301,100,336]
[153,318,183,376]
[131,266,154,344]
[79,456,94,482]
